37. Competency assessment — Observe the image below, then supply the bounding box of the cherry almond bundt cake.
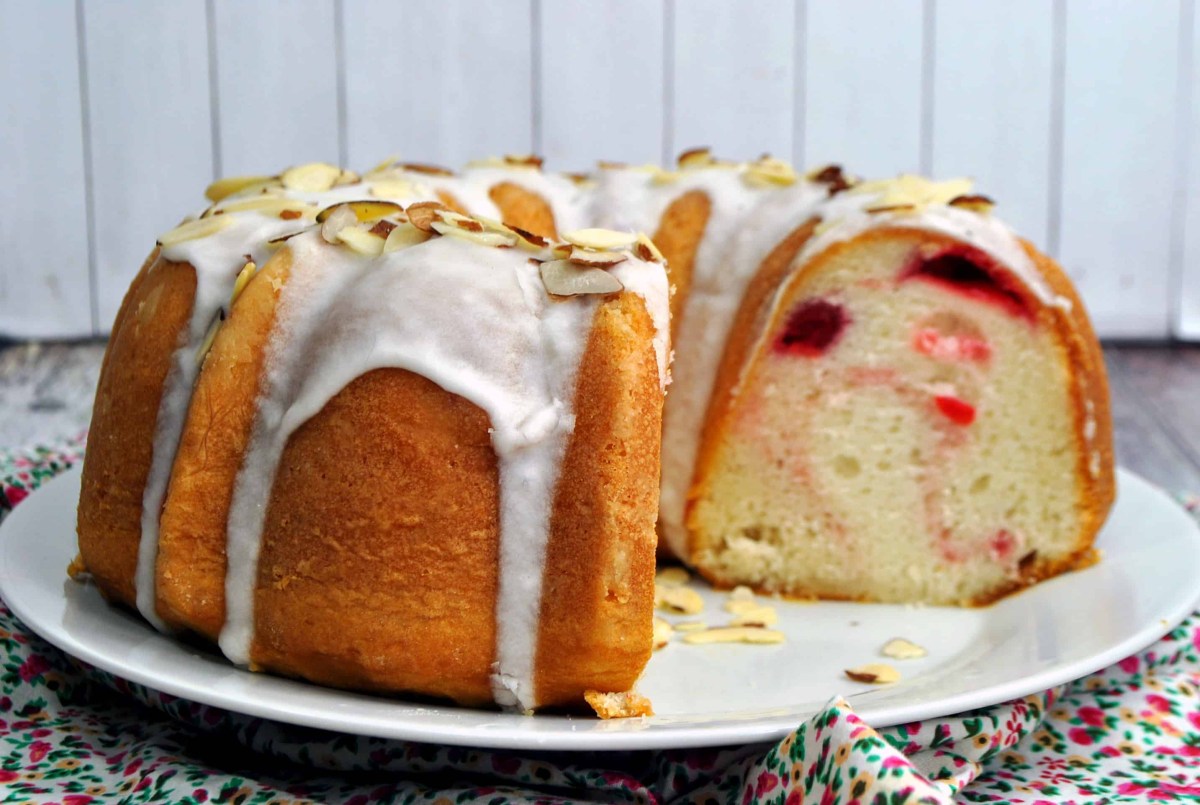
[74,152,1114,712]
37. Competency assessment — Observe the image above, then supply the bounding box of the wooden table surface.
[2,340,1198,493]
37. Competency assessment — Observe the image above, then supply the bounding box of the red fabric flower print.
[1077,706,1106,726]
[0,770,17,783]
[63,796,95,805]
[1118,655,1140,674]
[3,485,28,507]
[754,771,779,797]
[17,654,50,682]
[1145,693,1172,713]
[28,741,50,763]
[1067,727,1093,745]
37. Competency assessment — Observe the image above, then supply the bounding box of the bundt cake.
[76,163,670,712]
[74,151,1114,712]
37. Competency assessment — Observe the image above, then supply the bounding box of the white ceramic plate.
[1,466,1198,751]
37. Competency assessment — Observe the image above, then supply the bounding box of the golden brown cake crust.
[489,181,559,239]
[250,367,502,705]
[154,249,292,638]
[534,292,661,708]
[652,189,711,339]
[77,250,194,608]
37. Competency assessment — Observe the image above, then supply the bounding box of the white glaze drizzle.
[213,230,665,713]
[135,178,442,629]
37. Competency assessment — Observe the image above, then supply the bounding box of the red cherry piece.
[988,529,1019,562]
[774,299,849,357]
[900,245,1033,321]
[934,394,976,425]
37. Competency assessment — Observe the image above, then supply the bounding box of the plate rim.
[1,464,1198,751]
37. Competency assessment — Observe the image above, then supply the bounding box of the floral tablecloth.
[1,438,1198,804]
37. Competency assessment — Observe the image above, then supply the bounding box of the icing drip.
[214,230,665,712]
[133,180,445,631]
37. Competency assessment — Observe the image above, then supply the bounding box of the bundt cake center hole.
[902,247,1032,320]
[774,299,849,356]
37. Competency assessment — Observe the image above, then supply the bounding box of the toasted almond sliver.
[336,226,386,257]
[845,663,901,684]
[158,215,234,247]
[569,248,627,268]
[683,627,785,645]
[655,585,704,616]
[724,599,760,615]
[729,585,756,602]
[430,221,518,248]
[405,201,448,232]
[229,261,257,306]
[316,200,404,224]
[205,174,278,203]
[881,637,927,660]
[320,205,359,244]
[674,620,707,632]
[634,233,665,263]
[731,605,778,627]
[217,197,317,217]
[655,567,690,587]
[281,162,342,193]
[383,222,432,253]
[194,309,225,367]
[678,146,713,169]
[652,618,674,650]
[562,228,637,251]
[539,259,624,297]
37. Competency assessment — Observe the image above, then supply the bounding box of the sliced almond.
[336,225,386,256]
[405,201,448,232]
[205,174,277,203]
[948,194,996,214]
[366,156,398,177]
[678,146,714,169]
[334,167,360,187]
[217,197,317,217]
[729,585,756,602]
[267,226,316,246]
[316,199,404,224]
[320,204,359,244]
[569,248,627,268]
[229,261,257,306]
[634,233,665,263]
[744,156,798,187]
[655,585,704,615]
[881,638,927,660]
[430,220,518,247]
[652,618,674,650]
[866,203,918,215]
[506,154,544,169]
[433,209,485,232]
[674,620,707,632]
[730,605,778,627]
[655,567,690,587]
[194,308,225,366]
[562,228,637,251]
[683,627,785,645]
[511,226,550,252]
[281,162,342,193]
[383,221,432,253]
[158,215,234,247]
[724,599,760,615]
[539,259,624,297]
[400,162,454,176]
[845,663,901,684]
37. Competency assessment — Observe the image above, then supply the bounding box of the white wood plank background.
[2,0,1197,341]
[82,0,215,329]
[343,0,533,170]
[0,0,93,338]
[212,0,341,176]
